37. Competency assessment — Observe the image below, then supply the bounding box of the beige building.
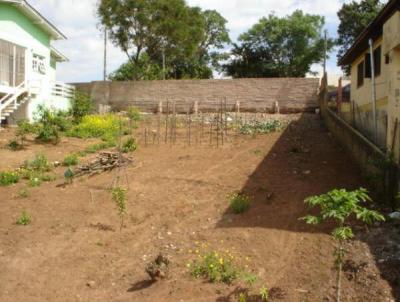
[339,0,400,157]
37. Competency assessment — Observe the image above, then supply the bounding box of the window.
[373,46,381,76]
[357,61,364,87]
[364,53,371,78]
[32,54,46,75]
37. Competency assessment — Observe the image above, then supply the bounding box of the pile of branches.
[73,152,132,177]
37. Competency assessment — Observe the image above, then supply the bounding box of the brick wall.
[73,78,319,113]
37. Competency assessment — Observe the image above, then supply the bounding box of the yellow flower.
[186,263,191,268]
[219,258,224,265]
[209,264,214,268]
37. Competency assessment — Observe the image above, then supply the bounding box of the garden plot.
[0,113,398,302]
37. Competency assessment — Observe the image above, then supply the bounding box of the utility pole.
[103,27,107,81]
[369,38,377,142]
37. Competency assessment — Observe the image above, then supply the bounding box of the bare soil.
[0,113,398,302]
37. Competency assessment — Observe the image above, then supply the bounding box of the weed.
[238,293,247,302]
[111,187,127,230]
[120,137,138,153]
[0,171,19,186]
[70,91,93,122]
[34,105,71,144]
[7,139,23,151]
[28,177,42,187]
[16,119,37,146]
[18,188,29,198]
[16,210,31,225]
[229,193,251,214]
[64,167,75,184]
[63,153,79,166]
[126,106,141,122]
[79,141,116,156]
[260,286,269,301]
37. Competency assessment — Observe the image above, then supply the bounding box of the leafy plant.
[300,188,385,302]
[0,171,19,186]
[64,167,75,184]
[78,141,116,156]
[120,137,138,153]
[111,187,127,231]
[63,153,79,166]
[239,120,284,135]
[16,119,37,146]
[238,293,247,302]
[229,193,251,214]
[16,210,31,225]
[34,105,71,144]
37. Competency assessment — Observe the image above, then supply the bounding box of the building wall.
[74,78,319,114]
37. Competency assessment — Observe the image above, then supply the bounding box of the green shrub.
[70,91,93,122]
[120,137,138,153]
[63,153,79,166]
[34,106,71,144]
[7,139,23,151]
[68,114,122,141]
[0,171,19,186]
[229,193,251,214]
[16,210,31,225]
[127,106,142,122]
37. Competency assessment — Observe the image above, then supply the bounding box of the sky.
[29,0,349,83]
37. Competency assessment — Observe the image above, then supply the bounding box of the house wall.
[0,3,65,122]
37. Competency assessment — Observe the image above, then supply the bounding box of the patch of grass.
[79,141,116,156]
[0,171,20,186]
[63,153,79,166]
[16,210,31,225]
[120,137,138,153]
[229,193,251,214]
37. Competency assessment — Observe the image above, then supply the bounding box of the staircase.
[0,81,29,123]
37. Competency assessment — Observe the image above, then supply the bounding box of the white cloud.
[28,0,349,82]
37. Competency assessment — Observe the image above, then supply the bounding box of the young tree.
[224,10,334,78]
[301,188,385,302]
[337,0,384,73]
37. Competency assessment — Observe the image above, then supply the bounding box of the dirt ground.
[0,113,398,302]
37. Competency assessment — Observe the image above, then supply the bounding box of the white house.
[0,0,74,125]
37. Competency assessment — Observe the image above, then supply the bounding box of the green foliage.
[238,293,247,302]
[111,187,127,230]
[224,10,334,78]
[120,138,138,153]
[64,167,75,184]
[16,210,31,225]
[337,0,384,73]
[239,120,284,135]
[7,139,23,151]
[229,193,251,214]
[190,251,240,284]
[21,154,54,187]
[63,153,79,166]
[0,171,19,186]
[70,91,93,122]
[301,188,385,241]
[126,106,141,122]
[98,0,230,80]
[68,114,122,142]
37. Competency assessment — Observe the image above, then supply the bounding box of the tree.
[97,0,230,80]
[301,188,385,302]
[224,10,333,78]
[337,0,384,73]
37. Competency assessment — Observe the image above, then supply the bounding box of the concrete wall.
[73,78,319,114]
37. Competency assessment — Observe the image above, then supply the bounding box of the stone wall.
[73,78,319,113]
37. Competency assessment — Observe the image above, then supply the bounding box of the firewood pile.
[73,152,132,177]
